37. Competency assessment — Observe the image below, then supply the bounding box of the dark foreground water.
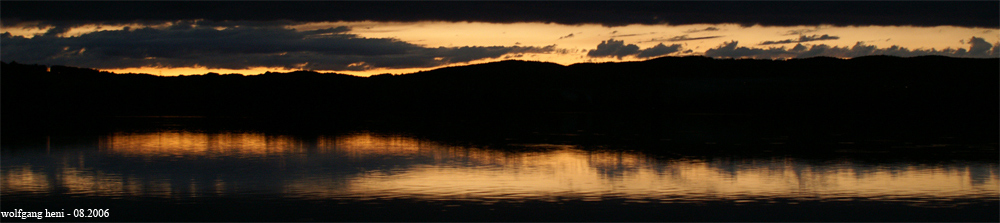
[2,114,997,221]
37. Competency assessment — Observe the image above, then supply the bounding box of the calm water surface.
[2,116,998,221]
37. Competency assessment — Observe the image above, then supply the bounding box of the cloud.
[668,35,724,42]
[588,39,683,59]
[558,33,575,39]
[3,2,997,28]
[641,35,723,43]
[0,23,557,71]
[785,28,819,36]
[684,27,719,33]
[703,41,798,59]
[703,37,999,59]
[611,32,653,38]
[636,43,683,58]
[759,34,840,45]
[967,37,993,56]
[992,43,1000,57]
[587,39,640,59]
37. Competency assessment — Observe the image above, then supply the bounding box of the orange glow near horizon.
[99,60,510,77]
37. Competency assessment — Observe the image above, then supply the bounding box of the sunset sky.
[2,1,998,76]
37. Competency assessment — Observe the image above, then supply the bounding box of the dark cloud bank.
[0,23,555,71]
[3,1,997,28]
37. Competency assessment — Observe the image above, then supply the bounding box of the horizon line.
[3,54,996,78]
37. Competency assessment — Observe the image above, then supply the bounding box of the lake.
[2,114,997,221]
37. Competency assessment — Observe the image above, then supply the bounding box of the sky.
[2,1,998,77]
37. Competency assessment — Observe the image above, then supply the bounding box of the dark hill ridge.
[2,56,997,122]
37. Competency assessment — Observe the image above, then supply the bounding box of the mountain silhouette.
[2,56,997,135]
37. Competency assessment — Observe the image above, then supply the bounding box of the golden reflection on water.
[3,131,998,202]
[106,132,305,158]
[322,151,998,202]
